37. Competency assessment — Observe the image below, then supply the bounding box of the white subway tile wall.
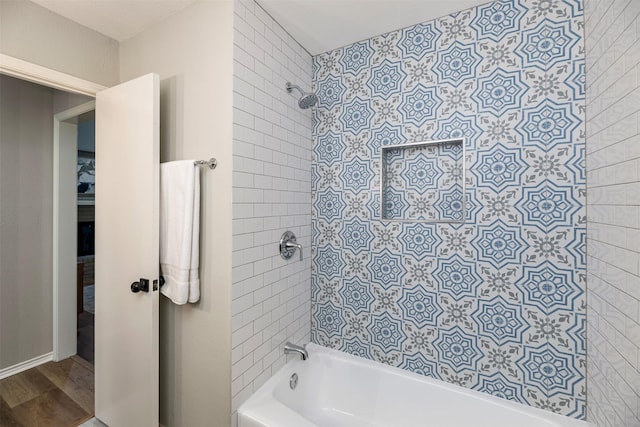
[585,0,640,425]
[231,0,313,419]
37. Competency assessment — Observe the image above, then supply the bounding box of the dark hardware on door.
[131,278,150,293]
[153,276,165,292]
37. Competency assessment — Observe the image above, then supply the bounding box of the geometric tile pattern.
[434,112,481,143]
[517,100,581,151]
[400,84,443,126]
[340,97,374,134]
[367,60,407,99]
[434,42,482,85]
[473,296,526,344]
[368,312,407,352]
[340,41,373,75]
[476,372,524,403]
[518,344,581,395]
[314,301,346,337]
[472,220,528,268]
[312,0,585,419]
[472,143,527,192]
[434,326,483,373]
[339,217,375,254]
[398,22,441,60]
[399,223,442,259]
[470,0,527,42]
[316,131,345,164]
[339,277,375,314]
[401,353,438,378]
[434,254,482,300]
[515,180,580,231]
[472,69,528,114]
[367,249,406,289]
[340,156,374,193]
[516,20,580,71]
[382,140,463,221]
[516,262,582,314]
[317,75,346,110]
[399,287,442,327]
[434,185,467,222]
[369,123,408,156]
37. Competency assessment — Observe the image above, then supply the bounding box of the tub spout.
[284,342,308,361]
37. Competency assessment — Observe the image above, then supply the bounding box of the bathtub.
[238,343,591,427]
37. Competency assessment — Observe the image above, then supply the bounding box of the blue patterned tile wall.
[311,0,586,418]
[382,140,465,221]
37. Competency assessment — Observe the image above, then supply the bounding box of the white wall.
[0,0,119,87]
[585,0,640,425]
[119,1,234,425]
[231,0,313,420]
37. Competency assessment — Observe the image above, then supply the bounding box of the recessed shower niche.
[380,138,465,222]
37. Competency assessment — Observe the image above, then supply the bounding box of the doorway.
[0,73,96,425]
[2,56,161,426]
[56,105,97,365]
[75,109,96,365]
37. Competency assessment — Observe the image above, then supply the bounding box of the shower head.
[286,82,318,109]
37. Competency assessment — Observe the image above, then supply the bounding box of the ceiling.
[256,0,490,55]
[29,0,489,54]
[30,0,199,42]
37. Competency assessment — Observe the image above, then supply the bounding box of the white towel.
[160,160,200,304]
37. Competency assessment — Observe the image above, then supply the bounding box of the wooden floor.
[0,283,95,425]
[0,356,94,426]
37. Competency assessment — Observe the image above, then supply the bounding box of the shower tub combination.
[238,343,591,427]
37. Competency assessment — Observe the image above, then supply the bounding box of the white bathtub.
[238,343,591,427]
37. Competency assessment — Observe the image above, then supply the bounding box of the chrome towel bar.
[194,158,217,169]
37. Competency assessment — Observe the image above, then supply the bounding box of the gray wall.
[2,1,235,423]
[0,0,119,87]
[0,74,90,370]
[119,1,235,425]
[585,0,640,425]
[0,0,116,376]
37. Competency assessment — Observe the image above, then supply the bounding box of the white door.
[95,73,160,427]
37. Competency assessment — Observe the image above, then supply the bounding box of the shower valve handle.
[280,231,303,261]
[286,241,303,261]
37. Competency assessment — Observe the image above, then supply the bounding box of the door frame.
[53,100,96,360]
[0,54,105,95]
[0,54,106,360]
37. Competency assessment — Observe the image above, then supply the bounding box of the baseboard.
[0,352,53,380]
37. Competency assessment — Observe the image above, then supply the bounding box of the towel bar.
[194,158,217,169]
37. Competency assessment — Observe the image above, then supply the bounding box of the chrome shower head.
[286,82,318,109]
[298,92,319,109]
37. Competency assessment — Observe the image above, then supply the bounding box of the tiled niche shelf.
[380,138,465,222]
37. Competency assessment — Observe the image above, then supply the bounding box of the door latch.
[131,278,150,293]
[153,276,165,292]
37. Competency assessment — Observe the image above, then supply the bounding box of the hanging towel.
[160,160,200,304]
